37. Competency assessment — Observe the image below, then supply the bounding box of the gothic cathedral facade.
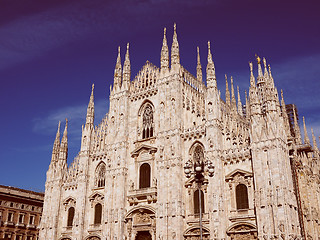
[39,25,320,240]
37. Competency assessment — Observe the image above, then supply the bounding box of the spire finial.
[161,27,169,71]
[86,84,95,127]
[303,116,310,145]
[206,41,216,88]
[113,46,122,91]
[255,54,261,64]
[230,76,237,113]
[196,46,202,82]
[293,105,302,144]
[311,128,319,152]
[61,119,68,143]
[237,86,243,116]
[255,54,263,77]
[56,121,61,138]
[123,42,131,86]
[171,23,180,68]
[225,74,230,106]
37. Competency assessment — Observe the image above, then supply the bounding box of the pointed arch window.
[193,145,204,163]
[95,163,106,188]
[139,163,151,189]
[142,105,154,139]
[194,189,205,215]
[94,203,102,224]
[236,184,249,210]
[67,207,75,227]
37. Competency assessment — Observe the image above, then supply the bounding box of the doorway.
[135,231,152,240]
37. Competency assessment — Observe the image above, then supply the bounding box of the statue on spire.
[123,43,131,89]
[206,41,216,88]
[113,46,122,91]
[196,46,202,82]
[171,23,180,69]
[161,27,169,72]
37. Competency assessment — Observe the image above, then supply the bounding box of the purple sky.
[0,0,319,191]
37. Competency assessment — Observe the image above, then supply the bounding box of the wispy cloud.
[33,98,109,137]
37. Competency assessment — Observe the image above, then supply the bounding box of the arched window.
[95,163,106,188]
[236,184,249,210]
[67,207,75,227]
[139,163,151,189]
[142,105,154,139]
[193,145,204,163]
[194,189,205,215]
[94,203,102,224]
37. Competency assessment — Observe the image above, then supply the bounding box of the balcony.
[127,187,157,205]
[3,221,14,227]
[16,222,26,228]
[27,224,36,229]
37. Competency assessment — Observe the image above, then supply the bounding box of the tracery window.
[142,105,154,139]
[193,145,204,163]
[236,184,249,210]
[67,207,75,227]
[139,163,151,189]
[94,203,102,224]
[194,189,205,215]
[95,163,106,188]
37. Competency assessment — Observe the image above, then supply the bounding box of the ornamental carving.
[184,227,210,240]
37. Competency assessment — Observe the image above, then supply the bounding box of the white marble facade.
[39,25,320,240]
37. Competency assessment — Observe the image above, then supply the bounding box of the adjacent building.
[39,25,320,240]
[0,185,44,240]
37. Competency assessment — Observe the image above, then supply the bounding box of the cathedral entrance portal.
[135,231,152,240]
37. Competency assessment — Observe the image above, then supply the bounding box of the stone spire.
[245,90,250,119]
[160,28,169,71]
[171,23,180,69]
[113,46,122,91]
[249,62,261,115]
[196,46,202,82]
[122,43,131,90]
[293,106,302,144]
[249,62,255,87]
[51,121,61,163]
[237,86,243,116]
[281,90,291,136]
[85,84,95,128]
[303,117,310,145]
[257,55,263,77]
[59,119,68,161]
[263,57,269,80]
[206,41,216,88]
[230,76,237,112]
[311,128,319,153]
[268,64,275,89]
[225,74,230,106]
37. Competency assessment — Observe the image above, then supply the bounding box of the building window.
[94,203,102,224]
[139,163,151,189]
[18,213,24,223]
[29,215,35,225]
[15,235,22,240]
[67,207,75,227]
[7,212,13,222]
[236,184,249,210]
[95,162,106,188]
[194,189,205,215]
[142,104,154,139]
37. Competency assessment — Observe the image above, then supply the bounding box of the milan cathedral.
[39,24,320,240]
